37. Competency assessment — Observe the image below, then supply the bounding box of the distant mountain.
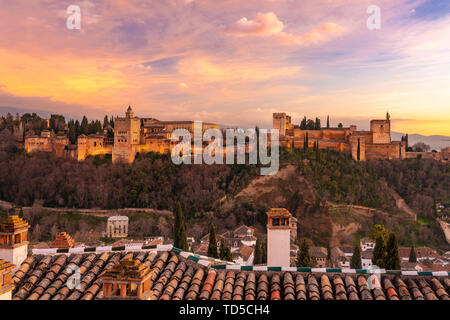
[392,132,450,151]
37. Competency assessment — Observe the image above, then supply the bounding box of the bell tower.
[267,208,292,267]
[0,216,30,272]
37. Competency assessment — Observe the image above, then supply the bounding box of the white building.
[360,238,375,252]
[106,216,129,238]
[0,215,30,273]
[267,208,292,267]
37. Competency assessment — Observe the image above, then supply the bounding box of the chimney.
[266,208,292,267]
[0,259,15,300]
[101,258,154,300]
[0,216,30,273]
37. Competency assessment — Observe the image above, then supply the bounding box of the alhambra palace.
[23,106,444,163]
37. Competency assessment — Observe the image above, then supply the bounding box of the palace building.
[24,106,220,164]
[274,112,407,161]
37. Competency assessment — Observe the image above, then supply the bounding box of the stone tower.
[370,113,391,144]
[267,208,292,267]
[112,106,141,163]
[0,216,30,272]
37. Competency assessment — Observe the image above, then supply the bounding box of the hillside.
[0,133,449,250]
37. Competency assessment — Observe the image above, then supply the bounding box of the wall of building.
[0,245,27,272]
[267,228,291,267]
[370,120,391,144]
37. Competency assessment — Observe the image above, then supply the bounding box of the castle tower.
[0,259,15,300]
[370,113,391,144]
[267,208,292,267]
[112,106,141,163]
[101,258,154,300]
[0,216,30,272]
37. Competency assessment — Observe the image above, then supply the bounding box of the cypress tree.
[103,115,109,129]
[384,232,401,270]
[261,240,267,264]
[316,139,320,162]
[326,243,332,267]
[219,240,233,262]
[409,244,417,263]
[254,238,262,265]
[80,116,88,135]
[208,223,219,258]
[174,202,188,251]
[357,138,361,161]
[327,115,330,129]
[296,238,313,267]
[350,245,362,269]
[372,236,386,268]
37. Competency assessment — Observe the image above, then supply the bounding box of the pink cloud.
[226,12,345,45]
[226,12,284,36]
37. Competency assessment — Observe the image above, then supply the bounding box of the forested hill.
[0,131,449,249]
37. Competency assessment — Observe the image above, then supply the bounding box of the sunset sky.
[0,0,449,135]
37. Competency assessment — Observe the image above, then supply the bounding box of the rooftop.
[0,215,30,233]
[11,246,450,300]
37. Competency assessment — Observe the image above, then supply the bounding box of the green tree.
[219,240,233,262]
[326,243,332,267]
[314,117,321,130]
[369,224,389,243]
[300,116,307,130]
[207,223,219,258]
[384,232,401,270]
[174,202,188,251]
[103,115,109,129]
[372,236,386,267]
[261,240,267,264]
[350,245,362,269]
[357,138,361,161]
[254,238,262,265]
[327,115,330,129]
[409,244,417,263]
[80,116,88,135]
[296,238,313,267]
[68,122,76,144]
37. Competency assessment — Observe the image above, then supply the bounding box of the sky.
[0,0,449,135]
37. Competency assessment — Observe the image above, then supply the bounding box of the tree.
[350,245,362,269]
[326,243,332,267]
[369,224,389,243]
[300,116,307,130]
[372,236,386,268]
[68,122,76,144]
[207,223,219,258]
[174,202,188,251]
[296,238,313,267]
[384,232,401,270]
[219,240,233,262]
[357,138,361,161]
[411,142,430,152]
[314,117,321,130]
[254,238,262,265]
[80,116,88,135]
[409,244,417,263]
[261,240,267,264]
[103,115,109,129]
[327,115,330,129]
[337,123,343,128]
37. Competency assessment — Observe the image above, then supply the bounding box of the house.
[309,246,328,268]
[361,249,373,269]
[360,238,375,252]
[331,247,350,268]
[232,245,254,266]
[401,261,423,272]
[338,246,354,257]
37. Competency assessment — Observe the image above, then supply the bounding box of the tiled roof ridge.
[30,245,450,277]
[11,249,450,301]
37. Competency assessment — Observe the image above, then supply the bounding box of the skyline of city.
[0,0,449,135]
